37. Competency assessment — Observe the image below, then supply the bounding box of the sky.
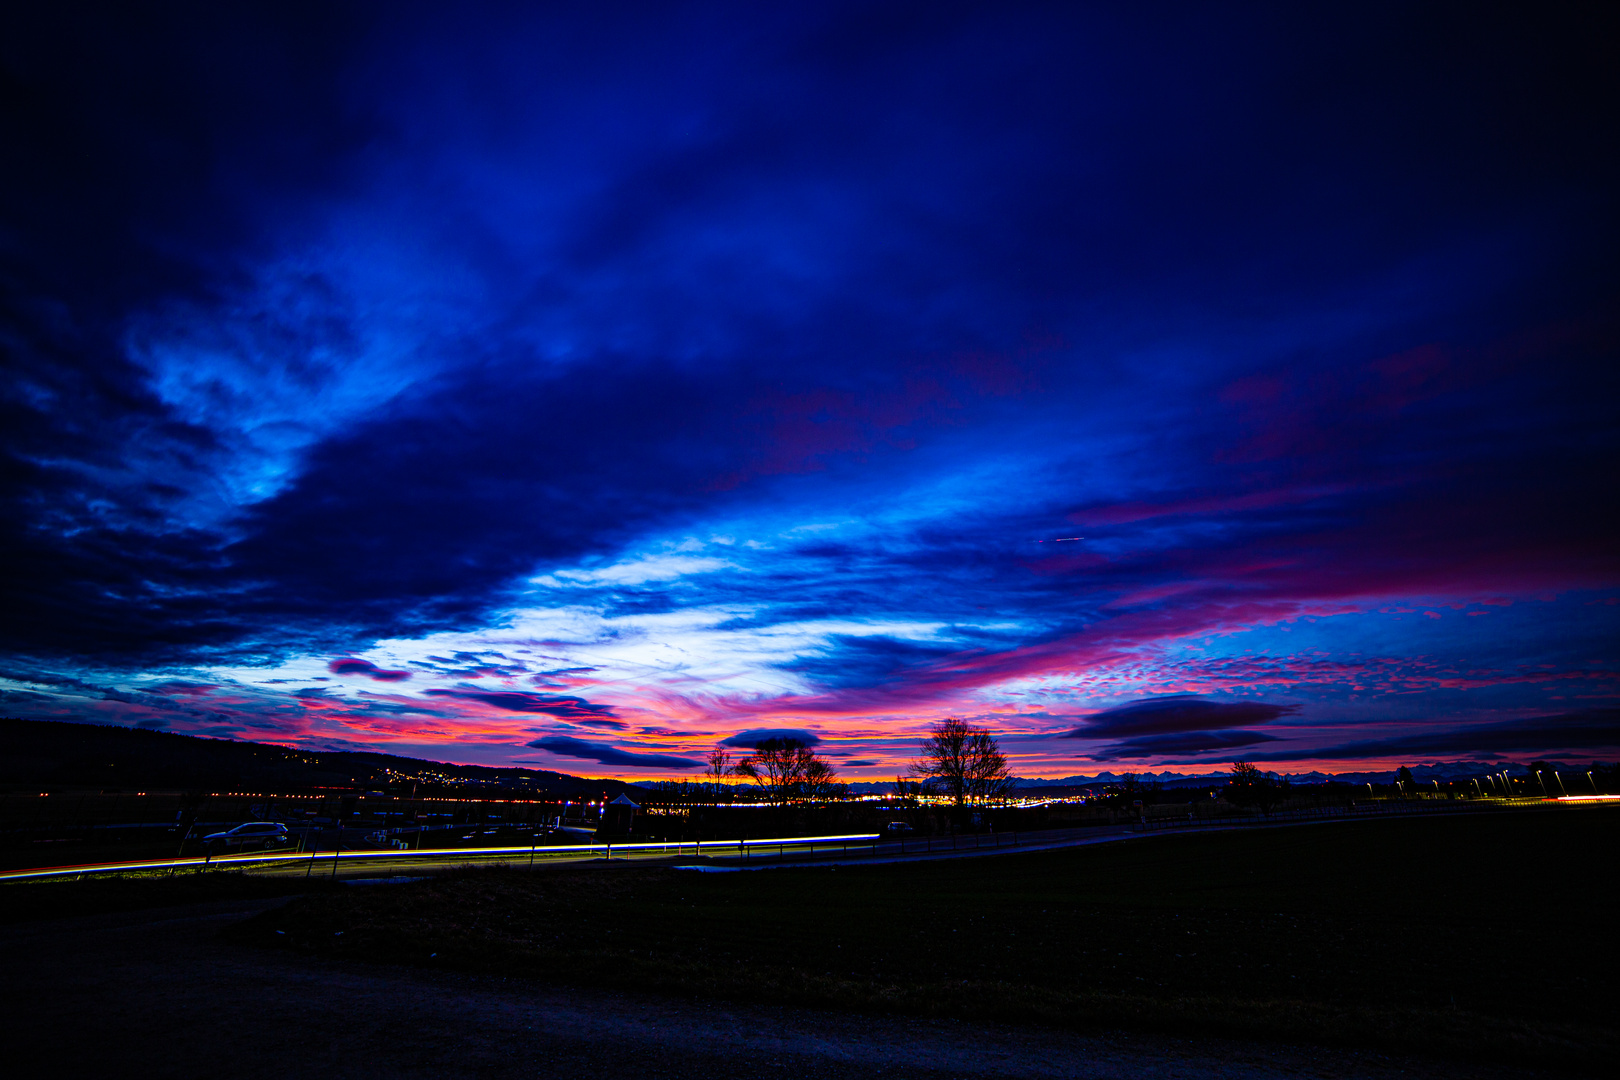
[2,2,1617,781]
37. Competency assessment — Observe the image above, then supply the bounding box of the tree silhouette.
[910,718,1015,805]
[704,748,736,802]
[1225,761,1286,813]
[735,738,842,804]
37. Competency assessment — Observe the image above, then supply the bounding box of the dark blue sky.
[2,2,1616,777]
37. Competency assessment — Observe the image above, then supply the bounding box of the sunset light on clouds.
[2,3,1616,780]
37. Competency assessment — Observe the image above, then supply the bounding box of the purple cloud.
[1067,697,1300,739]
[720,728,823,749]
[425,689,617,720]
[527,736,701,770]
[328,658,412,682]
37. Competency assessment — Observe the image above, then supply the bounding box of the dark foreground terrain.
[1,894,1536,1080]
[4,808,1613,1077]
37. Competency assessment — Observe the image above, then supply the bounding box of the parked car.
[202,822,291,852]
[884,821,915,834]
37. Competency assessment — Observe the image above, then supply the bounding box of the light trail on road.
[0,832,883,882]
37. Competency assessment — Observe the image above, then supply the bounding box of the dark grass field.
[223,808,1619,1070]
[13,808,1613,1072]
[0,866,332,923]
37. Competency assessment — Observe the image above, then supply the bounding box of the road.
[7,801,1589,883]
[1,896,1553,1079]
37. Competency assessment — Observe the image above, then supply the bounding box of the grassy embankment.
[0,869,331,923]
[66,808,1620,1068]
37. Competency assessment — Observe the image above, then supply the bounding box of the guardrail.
[0,832,883,882]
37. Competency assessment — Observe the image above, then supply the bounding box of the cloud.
[1254,709,1620,761]
[329,658,412,682]
[782,635,967,690]
[424,689,617,719]
[148,682,218,696]
[1087,730,1283,761]
[1066,697,1300,739]
[720,728,823,748]
[526,737,702,770]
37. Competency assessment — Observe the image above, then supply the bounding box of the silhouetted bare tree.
[704,747,737,802]
[735,738,842,804]
[910,718,1015,805]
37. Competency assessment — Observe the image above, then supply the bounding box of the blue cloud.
[329,658,412,681]
[1068,697,1300,739]
[424,690,617,720]
[720,729,823,749]
[1088,730,1284,762]
[1252,710,1620,761]
[527,737,702,770]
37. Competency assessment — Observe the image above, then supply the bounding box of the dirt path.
[4,897,1553,1080]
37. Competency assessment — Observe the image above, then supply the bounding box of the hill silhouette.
[0,717,639,798]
